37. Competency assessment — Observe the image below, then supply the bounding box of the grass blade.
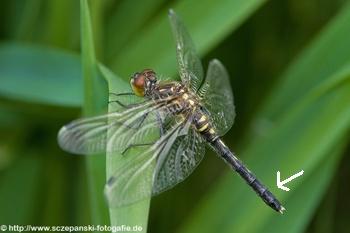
[108,0,267,78]
[0,43,82,107]
[105,0,164,59]
[44,0,79,48]
[257,140,345,233]
[99,64,150,233]
[80,0,109,225]
[259,1,350,120]
[14,0,42,40]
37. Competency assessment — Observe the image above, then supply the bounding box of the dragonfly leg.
[122,142,155,155]
[155,112,165,136]
[108,92,135,108]
[109,96,149,111]
[130,112,149,129]
[117,112,150,135]
[108,100,127,108]
[122,113,164,155]
[109,92,134,97]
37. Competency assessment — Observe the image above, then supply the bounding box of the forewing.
[58,99,163,155]
[168,10,204,91]
[199,59,235,136]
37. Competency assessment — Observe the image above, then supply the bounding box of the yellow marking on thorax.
[209,128,215,134]
[172,99,180,105]
[198,123,209,132]
[182,93,196,106]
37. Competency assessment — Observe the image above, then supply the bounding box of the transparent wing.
[153,126,204,195]
[58,96,175,155]
[199,59,235,136]
[105,113,205,207]
[168,9,204,91]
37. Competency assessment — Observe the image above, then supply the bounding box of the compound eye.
[130,73,145,96]
[142,69,155,76]
[142,69,156,80]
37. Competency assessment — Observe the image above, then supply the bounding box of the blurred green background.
[1,0,350,233]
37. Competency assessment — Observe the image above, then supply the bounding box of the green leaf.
[105,0,165,59]
[108,0,267,78]
[44,0,79,48]
[179,3,350,233]
[260,1,350,120]
[0,43,82,107]
[256,140,345,233]
[99,64,150,233]
[80,0,109,225]
[89,0,109,61]
[14,0,42,40]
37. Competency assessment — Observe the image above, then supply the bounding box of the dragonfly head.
[130,69,157,97]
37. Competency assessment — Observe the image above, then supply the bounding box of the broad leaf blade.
[0,43,82,107]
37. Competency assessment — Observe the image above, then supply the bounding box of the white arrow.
[277,170,304,191]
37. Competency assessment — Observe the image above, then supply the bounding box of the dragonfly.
[58,9,285,214]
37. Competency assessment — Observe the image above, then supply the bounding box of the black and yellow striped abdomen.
[193,110,218,142]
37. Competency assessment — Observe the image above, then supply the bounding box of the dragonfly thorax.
[152,82,218,141]
[153,82,197,111]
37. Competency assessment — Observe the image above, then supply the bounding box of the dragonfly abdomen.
[193,111,284,213]
[193,111,218,142]
[210,138,285,214]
